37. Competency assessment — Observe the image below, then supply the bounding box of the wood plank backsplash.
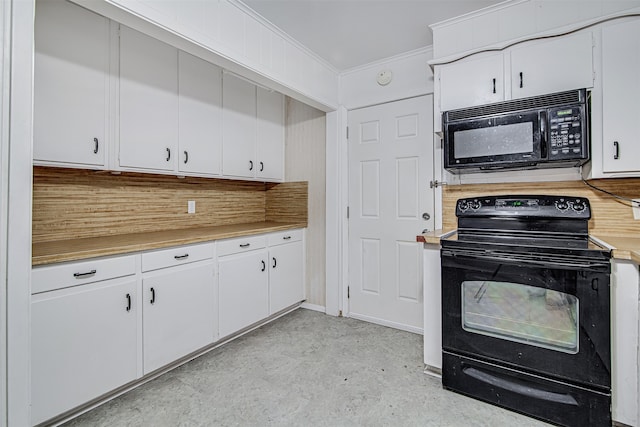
[442,178,640,236]
[33,167,308,243]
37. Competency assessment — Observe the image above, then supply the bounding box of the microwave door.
[445,111,542,170]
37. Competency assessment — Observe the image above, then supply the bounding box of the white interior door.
[348,95,434,333]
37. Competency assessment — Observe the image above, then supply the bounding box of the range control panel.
[548,105,588,160]
[456,195,591,219]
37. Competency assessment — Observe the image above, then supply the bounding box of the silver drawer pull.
[283,236,292,240]
[73,270,96,279]
[174,254,189,260]
[239,243,250,248]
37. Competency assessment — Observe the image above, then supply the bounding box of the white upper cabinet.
[510,32,594,100]
[222,73,257,179]
[178,51,223,176]
[119,25,179,172]
[438,31,594,112]
[439,52,505,112]
[256,87,285,181]
[34,0,109,168]
[599,19,640,176]
[221,74,285,182]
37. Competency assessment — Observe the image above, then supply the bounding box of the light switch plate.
[188,200,196,214]
[633,199,640,220]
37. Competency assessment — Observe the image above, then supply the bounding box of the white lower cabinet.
[142,260,216,374]
[218,230,305,337]
[218,247,270,338]
[268,232,304,314]
[31,272,139,425]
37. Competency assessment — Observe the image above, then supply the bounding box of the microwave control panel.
[548,105,587,160]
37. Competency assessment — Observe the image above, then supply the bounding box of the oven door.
[441,247,610,390]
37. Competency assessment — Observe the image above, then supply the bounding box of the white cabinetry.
[423,243,442,371]
[33,0,109,168]
[438,32,593,112]
[218,235,269,337]
[217,230,304,337]
[439,52,505,112]
[257,88,285,181]
[222,73,285,181]
[611,259,639,427]
[268,230,304,314]
[141,243,216,374]
[222,73,257,179]
[178,51,223,176]
[597,19,640,177]
[31,255,139,425]
[119,25,179,172]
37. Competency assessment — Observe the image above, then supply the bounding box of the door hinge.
[346,126,349,139]
[347,286,350,299]
[347,206,349,219]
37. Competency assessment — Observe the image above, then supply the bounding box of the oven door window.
[462,281,578,354]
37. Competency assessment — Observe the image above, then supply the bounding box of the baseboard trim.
[348,312,424,335]
[300,302,326,313]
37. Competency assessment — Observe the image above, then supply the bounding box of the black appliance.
[443,89,589,172]
[440,195,611,427]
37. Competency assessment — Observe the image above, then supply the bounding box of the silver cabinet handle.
[126,293,131,312]
[272,257,277,268]
[184,150,189,164]
[240,243,250,248]
[249,160,254,171]
[283,236,292,240]
[613,141,619,160]
[73,270,96,279]
[260,161,264,172]
[174,254,189,260]
[150,287,156,304]
[261,260,266,272]
[93,138,99,154]
[166,148,171,162]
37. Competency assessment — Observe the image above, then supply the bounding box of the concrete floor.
[63,309,550,426]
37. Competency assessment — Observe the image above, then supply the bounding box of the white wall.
[340,47,434,110]
[285,98,326,309]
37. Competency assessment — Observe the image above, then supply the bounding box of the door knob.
[422,212,430,220]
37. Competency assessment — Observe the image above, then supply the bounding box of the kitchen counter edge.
[33,221,307,266]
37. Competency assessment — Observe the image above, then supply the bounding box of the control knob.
[469,199,482,211]
[555,199,569,211]
[571,200,587,213]
[458,200,470,212]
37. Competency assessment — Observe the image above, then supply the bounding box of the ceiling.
[242,0,504,71]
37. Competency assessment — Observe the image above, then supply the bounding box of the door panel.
[348,95,434,332]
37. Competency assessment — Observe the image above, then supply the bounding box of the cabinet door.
[178,51,223,176]
[601,20,640,174]
[510,32,593,99]
[439,52,505,111]
[31,278,138,425]
[34,0,108,167]
[218,249,269,337]
[142,262,216,374]
[256,88,284,181]
[119,26,178,172]
[269,241,303,314]
[222,73,257,178]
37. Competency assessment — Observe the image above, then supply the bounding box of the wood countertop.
[591,235,640,264]
[416,229,455,245]
[33,221,307,266]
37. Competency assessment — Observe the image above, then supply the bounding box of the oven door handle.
[442,249,609,271]
[463,367,578,406]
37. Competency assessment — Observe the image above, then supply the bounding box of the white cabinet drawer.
[142,242,214,272]
[32,255,137,294]
[217,235,267,257]
[267,229,303,246]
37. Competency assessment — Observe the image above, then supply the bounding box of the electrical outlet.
[188,200,196,214]
[633,199,640,220]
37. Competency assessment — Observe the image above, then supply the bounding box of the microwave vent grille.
[445,89,585,121]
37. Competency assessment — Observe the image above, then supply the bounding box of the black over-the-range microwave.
[442,88,589,173]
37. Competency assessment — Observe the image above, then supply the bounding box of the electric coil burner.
[440,195,611,427]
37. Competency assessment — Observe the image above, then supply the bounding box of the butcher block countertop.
[33,221,306,266]
[591,235,640,265]
[417,231,640,264]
